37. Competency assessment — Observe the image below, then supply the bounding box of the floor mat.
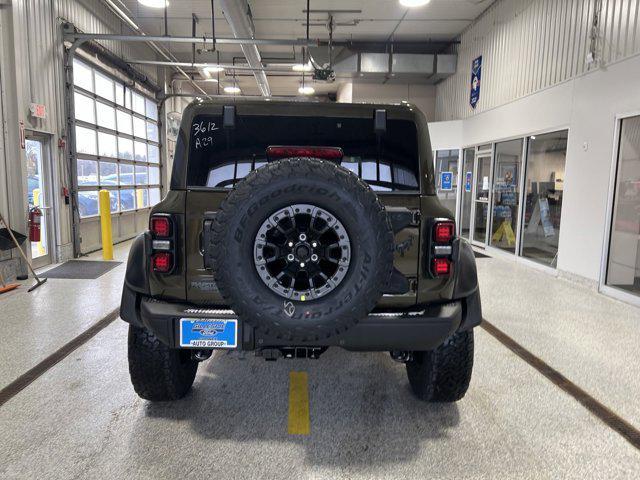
[40,260,122,279]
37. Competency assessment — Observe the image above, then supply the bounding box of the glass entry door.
[490,139,524,253]
[471,152,492,245]
[26,137,53,268]
[459,148,475,239]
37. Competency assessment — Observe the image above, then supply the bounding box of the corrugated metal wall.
[3,0,160,262]
[436,0,640,121]
[56,0,157,80]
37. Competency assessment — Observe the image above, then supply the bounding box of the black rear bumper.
[121,286,481,352]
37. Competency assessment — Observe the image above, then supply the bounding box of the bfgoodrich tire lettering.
[211,158,395,342]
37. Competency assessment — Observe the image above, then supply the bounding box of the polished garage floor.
[1,244,640,479]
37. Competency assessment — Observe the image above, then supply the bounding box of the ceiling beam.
[63,33,319,47]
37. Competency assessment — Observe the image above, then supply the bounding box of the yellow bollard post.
[99,190,114,260]
[135,188,144,209]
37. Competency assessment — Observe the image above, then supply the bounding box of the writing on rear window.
[192,121,219,150]
[186,114,420,191]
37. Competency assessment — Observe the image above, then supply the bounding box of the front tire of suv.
[128,325,198,401]
[406,330,474,402]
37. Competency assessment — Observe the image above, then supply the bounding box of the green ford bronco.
[120,98,482,402]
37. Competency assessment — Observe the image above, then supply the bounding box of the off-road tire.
[128,325,198,401]
[211,157,395,343]
[406,330,474,402]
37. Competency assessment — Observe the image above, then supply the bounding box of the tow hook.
[191,350,213,362]
[390,351,413,363]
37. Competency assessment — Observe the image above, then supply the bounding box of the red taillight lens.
[434,221,455,243]
[152,252,173,273]
[266,146,344,160]
[151,216,171,237]
[432,258,451,276]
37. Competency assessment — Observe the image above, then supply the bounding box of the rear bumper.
[122,288,479,352]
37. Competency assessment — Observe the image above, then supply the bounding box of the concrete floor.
[1,247,640,479]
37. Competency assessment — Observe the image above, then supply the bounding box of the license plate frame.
[179,318,238,349]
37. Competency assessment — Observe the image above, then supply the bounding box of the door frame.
[24,132,56,269]
[470,144,494,248]
[598,111,640,308]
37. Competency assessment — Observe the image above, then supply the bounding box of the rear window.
[186,114,420,191]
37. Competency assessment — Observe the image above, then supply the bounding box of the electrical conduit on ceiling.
[218,0,271,96]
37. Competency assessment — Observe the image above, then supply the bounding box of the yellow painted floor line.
[288,371,310,435]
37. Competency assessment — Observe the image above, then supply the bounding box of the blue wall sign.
[441,171,453,191]
[465,171,473,192]
[470,55,482,109]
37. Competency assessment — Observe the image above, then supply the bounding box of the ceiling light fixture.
[292,62,313,72]
[203,65,225,74]
[399,0,431,7]
[224,85,241,94]
[138,0,169,8]
[298,85,315,95]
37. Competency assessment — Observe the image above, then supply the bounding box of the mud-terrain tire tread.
[210,157,395,342]
[406,330,474,402]
[128,324,198,401]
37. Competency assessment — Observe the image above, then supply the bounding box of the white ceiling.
[116,0,496,96]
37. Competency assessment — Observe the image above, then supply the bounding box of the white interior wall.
[429,52,640,284]
[347,83,436,121]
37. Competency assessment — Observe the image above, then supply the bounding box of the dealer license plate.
[179,318,238,348]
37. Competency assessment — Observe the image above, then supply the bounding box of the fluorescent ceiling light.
[298,86,315,95]
[224,86,241,94]
[292,62,313,72]
[203,66,225,74]
[399,0,431,7]
[138,0,168,8]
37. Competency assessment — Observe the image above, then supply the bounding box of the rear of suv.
[120,98,481,402]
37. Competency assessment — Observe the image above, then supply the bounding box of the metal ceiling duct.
[219,0,271,96]
[329,49,457,84]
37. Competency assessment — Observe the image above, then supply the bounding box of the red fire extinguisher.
[28,207,42,242]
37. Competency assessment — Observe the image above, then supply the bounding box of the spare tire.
[211,157,394,342]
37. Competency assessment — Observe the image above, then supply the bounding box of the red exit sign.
[29,103,46,119]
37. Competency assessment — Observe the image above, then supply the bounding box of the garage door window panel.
[100,161,118,185]
[98,132,118,159]
[96,102,116,130]
[73,60,93,92]
[72,61,162,220]
[76,126,97,156]
[74,92,95,124]
[133,116,147,139]
[77,159,98,186]
[117,110,133,135]
[94,72,115,102]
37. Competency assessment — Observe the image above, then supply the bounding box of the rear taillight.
[152,252,173,273]
[150,214,175,274]
[434,221,455,243]
[151,216,171,237]
[266,146,344,161]
[432,258,451,276]
[430,220,455,277]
